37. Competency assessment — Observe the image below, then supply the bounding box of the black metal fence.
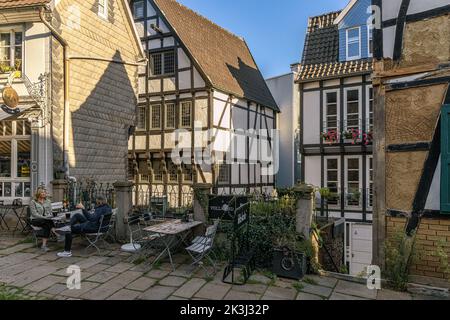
[65,180,116,210]
[132,184,193,214]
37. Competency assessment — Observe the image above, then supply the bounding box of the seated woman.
[56,195,112,258]
[29,188,54,252]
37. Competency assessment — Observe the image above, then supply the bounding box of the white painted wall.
[303,91,321,145]
[304,156,321,187]
[266,73,299,187]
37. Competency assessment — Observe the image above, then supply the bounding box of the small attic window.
[98,0,108,20]
[346,27,361,60]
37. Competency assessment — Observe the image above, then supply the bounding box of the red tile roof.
[153,0,278,111]
[0,0,50,9]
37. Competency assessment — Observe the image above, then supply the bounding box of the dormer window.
[346,27,361,60]
[98,0,108,19]
[368,26,373,57]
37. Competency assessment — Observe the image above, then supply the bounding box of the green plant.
[433,238,450,274]
[293,282,304,292]
[384,230,417,291]
[302,277,318,286]
[339,265,349,274]
[319,188,330,199]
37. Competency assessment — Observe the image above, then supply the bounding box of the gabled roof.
[297,59,373,82]
[0,0,50,9]
[334,0,358,25]
[301,11,341,65]
[152,0,278,111]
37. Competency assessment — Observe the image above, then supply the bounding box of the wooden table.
[144,219,203,271]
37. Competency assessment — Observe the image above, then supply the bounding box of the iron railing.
[65,180,116,210]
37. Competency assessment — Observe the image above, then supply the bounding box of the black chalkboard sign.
[208,195,249,224]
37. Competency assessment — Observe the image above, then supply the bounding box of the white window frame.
[0,27,24,75]
[344,87,362,132]
[98,0,109,20]
[366,156,373,210]
[367,26,373,58]
[344,155,362,209]
[324,156,340,208]
[149,104,162,130]
[323,89,340,132]
[346,27,361,60]
[365,85,373,133]
[0,121,31,201]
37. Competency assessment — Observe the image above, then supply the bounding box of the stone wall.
[51,0,141,182]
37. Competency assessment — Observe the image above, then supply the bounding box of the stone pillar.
[293,183,315,239]
[193,183,212,223]
[114,181,134,242]
[51,179,68,203]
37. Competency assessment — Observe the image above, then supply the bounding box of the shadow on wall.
[69,51,136,183]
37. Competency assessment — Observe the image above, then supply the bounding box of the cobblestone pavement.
[0,233,447,301]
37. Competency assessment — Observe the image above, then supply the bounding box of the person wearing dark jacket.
[56,195,112,258]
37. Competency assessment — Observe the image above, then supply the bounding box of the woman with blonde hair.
[29,187,54,252]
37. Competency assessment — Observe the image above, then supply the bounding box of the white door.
[346,223,373,276]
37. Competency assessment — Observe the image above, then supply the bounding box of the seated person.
[29,188,55,252]
[56,195,112,258]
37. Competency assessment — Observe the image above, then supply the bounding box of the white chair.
[84,209,116,254]
[185,220,219,276]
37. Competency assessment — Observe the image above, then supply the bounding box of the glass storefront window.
[0,141,11,178]
[17,140,31,178]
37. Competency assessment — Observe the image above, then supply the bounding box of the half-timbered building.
[373,0,450,288]
[296,0,374,275]
[128,0,279,205]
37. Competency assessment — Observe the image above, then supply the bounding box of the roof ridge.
[163,0,246,43]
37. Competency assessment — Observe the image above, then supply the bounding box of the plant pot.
[272,247,307,280]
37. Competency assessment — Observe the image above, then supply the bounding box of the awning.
[0,103,38,121]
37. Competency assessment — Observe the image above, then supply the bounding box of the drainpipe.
[39,8,71,176]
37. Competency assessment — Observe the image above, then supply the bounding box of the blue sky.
[178,0,350,79]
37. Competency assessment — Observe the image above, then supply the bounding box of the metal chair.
[83,211,115,254]
[185,219,219,276]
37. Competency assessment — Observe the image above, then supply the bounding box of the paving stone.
[171,264,196,278]
[85,263,110,274]
[412,294,447,300]
[299,283,333,298]
[44,283,69,296]
[81,271,143,300]
[139,285,176,300]
[10,265,59,287]
[159,276,187,287]
[377,289,412,300]
[25,275,65,292]
[232,283,268,294]
[334,280,377,300]
[77,256,108,269]
[224,290,261,300]
[296,292,324,300]
[303,275,338,288]
[126,277,156,292]
[0,259,47,282]
[107,289,141,300]
[87,271,118,283]
[168,295,188,300]
[173,278,207,298]
[36,253,60,262]
[105,262,134,273]
[59,281,100,298]
[274,278,296,288]
[248,274,272,285]
[146,269,171,279]
[329,292,368,300]
[261,286,297,300]
[159,262,179,271]
[194,282,231,300]
[130,264,153,272]
[102,256,125,266]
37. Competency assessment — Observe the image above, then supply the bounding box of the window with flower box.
[0,29,23,75]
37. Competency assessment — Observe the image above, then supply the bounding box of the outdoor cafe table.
[0,205,27,232]
[144,219,203,271]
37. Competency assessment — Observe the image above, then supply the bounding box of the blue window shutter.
[441,104,450,213]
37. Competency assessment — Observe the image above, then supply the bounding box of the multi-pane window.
[345,89,360,131]
[368,157,373,209]
[346,27,360,60]
[346,158,360,207]
[150,104,161,129]
[368,87,373,132]
[368,27,373,57]
[136,106,147,131]
[326,158,339,206]
[325,92,338,131]
[180,101,192,128]
[150,51,175,76]
[183,164,193,181]
[218,163,229,183]
[167,160,178,182]
[0,120,31,199]
[153,160,163,182]
[0,30,23,74]
[98,0,109,19]
[133,1,144,19]
[165,103,176,129]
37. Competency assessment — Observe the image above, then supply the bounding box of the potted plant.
[321,130,339,144]
[363,131,373,145]
[342,128,362,144]
[346,190,361,205]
